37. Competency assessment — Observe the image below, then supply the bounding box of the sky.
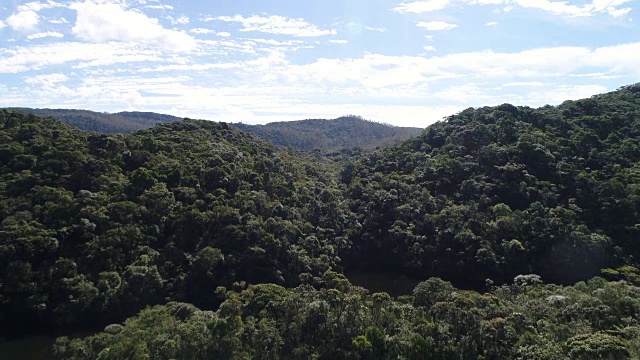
[0,0,638,127]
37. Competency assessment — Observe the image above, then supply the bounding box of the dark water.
[345,270,423,296]
[0,336,56,360]
[0,330,97,360]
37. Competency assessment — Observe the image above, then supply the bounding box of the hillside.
[8,108,183,133]
[232,115,423,150]
[0,110,353,338]
[344,83,640,287]
[3,85,640,359]
[10,109,421,151]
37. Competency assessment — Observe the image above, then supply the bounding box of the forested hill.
[232,115,423,150]
[4,85,640,359]
[0,109,353,338]
[10,109,422,151]
[8,108,183,133]
[343,83,640,287]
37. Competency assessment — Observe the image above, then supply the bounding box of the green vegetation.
[10,108,182,133]
[3,83,640,359]
[0,110,350,338]
[232,115,422,150]
[344,83,640,288]
[54,276,640,360]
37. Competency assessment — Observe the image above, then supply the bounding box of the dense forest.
[13,109,419,151]
[9,108,183,133]
[232,116,423,150]
[2,84,640,359]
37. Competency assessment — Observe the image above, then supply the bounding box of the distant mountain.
[7,108,183,133]
[232,115,423,150]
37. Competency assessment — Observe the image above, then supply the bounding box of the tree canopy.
[3,83,640,359]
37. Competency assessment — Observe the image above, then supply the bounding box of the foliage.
[0,110,351,336]
[4,84,640,358]
[53,278,640,360]
[344,85,640,288]
[9,108,182,133]
[233,115,422,150]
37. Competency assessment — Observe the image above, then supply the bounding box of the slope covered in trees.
[0,110,353,338]
[3,84,640,359]
[9,108,183,133]
[232,116,423,150]
[343,84,640,289]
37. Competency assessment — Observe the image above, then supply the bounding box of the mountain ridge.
[9,108,422,150]
[232,115,423,150]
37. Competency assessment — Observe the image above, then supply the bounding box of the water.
[345,270,422,296]
[0,336,56,360]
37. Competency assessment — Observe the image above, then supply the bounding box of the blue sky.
[0,0,638,127]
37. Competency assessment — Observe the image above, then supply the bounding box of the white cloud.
[514,0,633,17]
[0,21,6,29]
[25,72,68,86]
[27,31,64,39]
[16,1,65,13]
[424,45,437,51]
[330,39,348,44]
[122,89,145,107]
[433,84,486,102]
[217,32,231,37]
[503,81,544,87]
[0,42,165,73]
[364,26,387,32]
[168,15,189,25]
[210,14,337,37]
[49,18,69,24]
[190,28,214,34]
[397,0,633,18]
[4,0,69,32]
[417,21,457,30]
[146,5,173,10]
[393,0,450,13]
[523,84,608,104]
[70,1,196,52]
[485,21,499,26]
[278,43,640,90]
[6,10,40,32]
[463,0,509,5]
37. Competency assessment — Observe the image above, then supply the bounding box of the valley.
[2,84,640,358]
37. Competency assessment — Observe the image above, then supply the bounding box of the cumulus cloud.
[70,1,196,52]
[6,10,40,32]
